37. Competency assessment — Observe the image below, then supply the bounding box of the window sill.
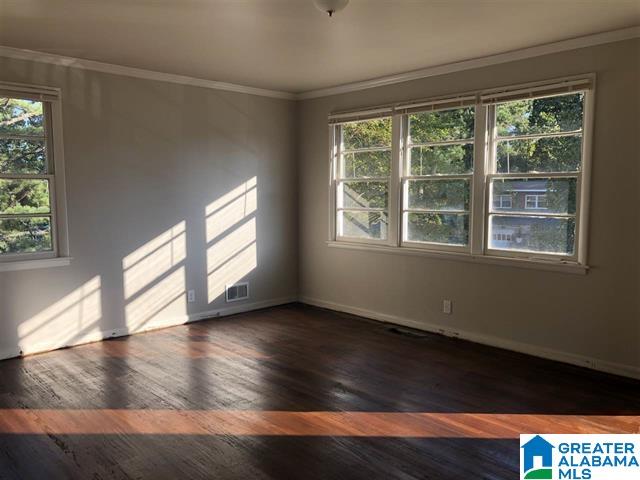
[326,241,588,275]
[0,256,73,273]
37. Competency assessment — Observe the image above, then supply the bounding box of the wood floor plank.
[0,303,638,479]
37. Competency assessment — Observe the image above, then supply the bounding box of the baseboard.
[1,296,297,361]
[299,296,640,381]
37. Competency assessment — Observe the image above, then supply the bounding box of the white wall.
[298,39,640,377]
[0,56,298,359]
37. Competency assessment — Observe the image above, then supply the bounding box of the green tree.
[0,97,51,254]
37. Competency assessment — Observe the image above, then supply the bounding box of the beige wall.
[0,56,298,359]
[298,39,640,374]
[1,39,638,377]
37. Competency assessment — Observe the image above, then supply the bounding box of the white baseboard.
[299,296,640,381]
[1,296,297,361]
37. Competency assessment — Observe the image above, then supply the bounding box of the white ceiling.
[1,0,638,94]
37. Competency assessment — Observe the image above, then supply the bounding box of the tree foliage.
[340,93,583,252]
[0,98,51,254]
[496,93,583,173]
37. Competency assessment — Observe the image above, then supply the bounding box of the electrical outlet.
[187,290,196,303]
[443,299,452,314]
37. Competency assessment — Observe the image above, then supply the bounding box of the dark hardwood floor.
[0,303,638,479]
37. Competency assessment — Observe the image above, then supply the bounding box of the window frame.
[524,194,548,210]
[328,75,594,271]
[494,194,513,209]
[483,89,592,264]
[0,82,70,266]
[399,108,475,254]
[332,115,398,246]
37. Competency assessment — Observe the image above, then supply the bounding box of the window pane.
[342,150,391,178]
[0,179,51,214]
[0,217,52,254]
[342,117,391,150]
[496,135,581,173]
[406,213,469,246]
[409,144,473,175]
[340,211,388,240]
[493,194,512,210]
[0,98,45,136]
[489,215,575,255]
[491,178,577,214]
[409,107,474,144]
[496,93,584,137]
[407,179,470,211]
[341,181,388,209]
[0,138,47,174]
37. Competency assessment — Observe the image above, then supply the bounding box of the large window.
[329,77,593,269]
[335,116,392,242]
[487,91,584,258]
[0,84,69,266]
[403,106,474,249]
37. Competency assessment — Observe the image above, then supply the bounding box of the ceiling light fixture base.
[313,0,349,17]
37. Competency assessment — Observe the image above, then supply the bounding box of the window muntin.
[336,117,392,241]
[402,107,474,248]
[487,92,584,258]
[0,96,57,258]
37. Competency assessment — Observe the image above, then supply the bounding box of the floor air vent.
[388,327,429,338]
[226,282,249,302]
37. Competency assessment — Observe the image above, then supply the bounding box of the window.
[402,107,474,249]
[329,76,593,269]
[0,84,69,265]
[487,91,585,258]
[525,194,548,210]
[493,194,512,209]
[335,116,392,242]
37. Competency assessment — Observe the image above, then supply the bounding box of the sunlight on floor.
[1,410,637,437]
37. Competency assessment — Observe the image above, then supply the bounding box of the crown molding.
[0,45,296,100]
[296,26,640,100]
[1,27,637,102]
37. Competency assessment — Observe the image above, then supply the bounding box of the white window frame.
[524,194,548,210]
[484,84,592,264]
[0,82,70,271]
[494,194,512,209]
[400,107,475,254]
[328,75,594,273]
[331,112,398,246]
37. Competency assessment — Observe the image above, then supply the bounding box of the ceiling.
[1,0,638,94]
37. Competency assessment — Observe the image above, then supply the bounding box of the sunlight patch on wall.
[124,266,187,332]
[122,221,187,332]
[17,276,102,354]
[123,221,186,299]
[206,177,257,242]
[206,177,258,303]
